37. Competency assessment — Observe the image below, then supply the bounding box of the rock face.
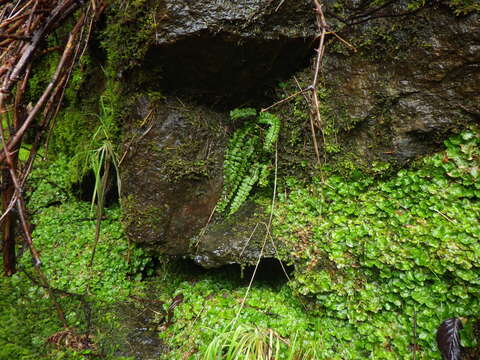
[121,97,227,256]
[120,1,479,267]
[120,0,315,265]
[143,0,316,103]
[322,4,480,164]
[192,202,274,268]
[120,98,274,267]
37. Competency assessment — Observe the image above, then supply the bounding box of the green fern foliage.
[229,163,261,215]
[217,109,280,215]
[229,107,257,121]
[258,112,280,152]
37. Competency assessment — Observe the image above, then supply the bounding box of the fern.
[217,134,259,213]
[258,112,280,152]
[218,109,281,215]
[230,107,257,121]
[229,164,261,215]
[258,164,271,188]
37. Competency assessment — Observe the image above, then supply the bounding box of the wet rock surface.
[113,301,168,360]
[192,202,274,268]
[154,0,315,44]
[323,5,480,163]
[120,0,316,264]
[121,1,479,267]
[121,96,271,266]
[121,96,227,255]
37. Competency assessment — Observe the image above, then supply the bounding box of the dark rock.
[121,96,272,267]
[192,202,274,268]
[141,0,316,103]
[120,2,480,267]
[120,0,316,265]
[322,5,480,164]
[121,96,227,256]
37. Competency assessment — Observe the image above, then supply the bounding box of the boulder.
[322,4,480,163]
[120,1,480,267]
[121,96,227,256]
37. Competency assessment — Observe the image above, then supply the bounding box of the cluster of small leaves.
[27,202,150,301]
[272,128,480,358]
[26,154,75,212]
[1,157,151,359]
[156,265,345,359]
[0,270,91,360]
[218,109,280,215]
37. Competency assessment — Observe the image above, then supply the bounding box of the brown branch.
[0,14,29,30]
[309,0,328,166]
[260,86,313,113]
[257,1,344,168]
[0,0,97,330]
[0,11,84,164]
[1,167,17,275]
[7,0,78,86]
[0,33,30,40]
[25,0,39,34]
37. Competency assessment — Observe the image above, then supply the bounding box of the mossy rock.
[192,201,274,268]
[267,2,479,178]
[120,96,227,256]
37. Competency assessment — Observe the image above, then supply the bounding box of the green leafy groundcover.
[2,128,479,359]
[272,128,480,358]
[0,158,150,359]
[156,268,323,359]
[156,129,479,359]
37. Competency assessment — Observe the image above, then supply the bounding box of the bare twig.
[260,86,313,113]
[0,0,105,332]
[431,208,456,223]
[275,0,286,12]
[260,1,354,168]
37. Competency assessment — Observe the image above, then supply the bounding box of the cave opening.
[150,257,294,289]
[130,31,314,109]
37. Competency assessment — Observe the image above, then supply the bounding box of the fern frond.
[258,112,280,152]
[230,107,257,121]
[229,164,261,215]
[217,109,281,215]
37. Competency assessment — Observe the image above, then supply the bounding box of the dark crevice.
[242,258,294,287]
[74,166,119,207]
[157,257,293,288]
[136,32,314,108]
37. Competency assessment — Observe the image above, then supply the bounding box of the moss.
[448,0,480,14]
[121,194,166,237]
[270,67,396,180]
[160,106,223,182]
[100,0,166,75]
[326,0,479,61]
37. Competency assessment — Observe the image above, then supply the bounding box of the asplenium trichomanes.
[217,108,280,215]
